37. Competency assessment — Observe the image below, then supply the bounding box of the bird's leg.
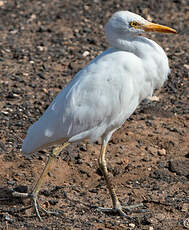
[33,142,70,219]
[97,144,145,217]
[97,144,130,218]
[31,142,70,220]
[31,154,56,220]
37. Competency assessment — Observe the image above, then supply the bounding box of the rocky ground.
[0,0,188,229]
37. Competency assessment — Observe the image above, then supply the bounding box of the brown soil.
[0,0,188,229]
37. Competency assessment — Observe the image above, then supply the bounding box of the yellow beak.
[143,22,177,34]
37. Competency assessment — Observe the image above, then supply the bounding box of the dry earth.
[0,0,189,229]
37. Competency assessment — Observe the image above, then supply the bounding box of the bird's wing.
[45,49,145,140]
[22,49,145,153]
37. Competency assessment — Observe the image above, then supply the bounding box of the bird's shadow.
[0,186,34,219]
[138,100,174,118]
[0,187,22,205]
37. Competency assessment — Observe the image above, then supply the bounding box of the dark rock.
[7,180,16,186]
[13,185,28,193]
[49,199,58,205]
[169,158,189,177]
[150,169,177,183]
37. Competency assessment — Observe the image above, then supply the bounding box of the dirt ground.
[0,0,188,229]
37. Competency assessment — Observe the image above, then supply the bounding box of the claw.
[33,196,42,221]
[12,190,60,221]
[97,203,146,219]
[97,206,131,219]
[32,194,60,221]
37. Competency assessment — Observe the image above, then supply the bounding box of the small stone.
[1,110,9,115]
[83,51,90,57]
[184,64,189,70]
[84,5,89,10]
[68,61,80,70]
[5,215,12,222]
[7,180,16,186]
[129,223,135,228]
[149,217,158,225]
[10,29,18,34]
[181,203,189,212]
[79,144,87,151]
[183,218,189,228]
[49,199,58,205]
[147,96,160,102]
[158,148,166,156]
[27,14,36,22]
[43,88,48,94]
[146,15,152,22]
[74,28,79,33]
[149,227,154,230]
[37,46,45,51]
[156,213,165,221]
[147,146,158,155]
[13,185,28,193]
[169,158,189,177]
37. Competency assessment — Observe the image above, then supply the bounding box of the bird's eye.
[129,21,139,27]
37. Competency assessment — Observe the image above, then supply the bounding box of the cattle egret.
[15,11,176,220]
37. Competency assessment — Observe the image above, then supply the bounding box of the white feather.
[22,11,170,154]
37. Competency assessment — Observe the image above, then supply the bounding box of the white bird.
[17,11,176,220]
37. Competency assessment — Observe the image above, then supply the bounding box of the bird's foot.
[12,190,60,221]
[97,206,131,219]
[32,195,59,221]
[97,203,146,218]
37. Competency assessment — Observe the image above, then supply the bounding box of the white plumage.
[22,11,175,155]
[19,11,176,220]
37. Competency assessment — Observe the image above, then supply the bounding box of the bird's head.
[105,11,176,36]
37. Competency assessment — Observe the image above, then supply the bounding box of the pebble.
[42,88,48,94]
[37,46,45,51]
[158,148,166,156]
[13,185,28,193]
[27,14,36,22]
[5,215,12,222]
[147,146,158,155]
[84,5,89,10]
[2,110,9,115]
[147,95,160,101]
[169,158,189,177]
[149,217,158,225]
[146,15,152,22]
[181,203,189,212]
[183,218,189,228]
[129,223,135,228]
[156,213,165,221]
[83,51,90,57]
[184,64,189,70]
[79,144,87,151]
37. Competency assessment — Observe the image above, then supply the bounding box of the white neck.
[105,28,170,91]
[105,30,158,59]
